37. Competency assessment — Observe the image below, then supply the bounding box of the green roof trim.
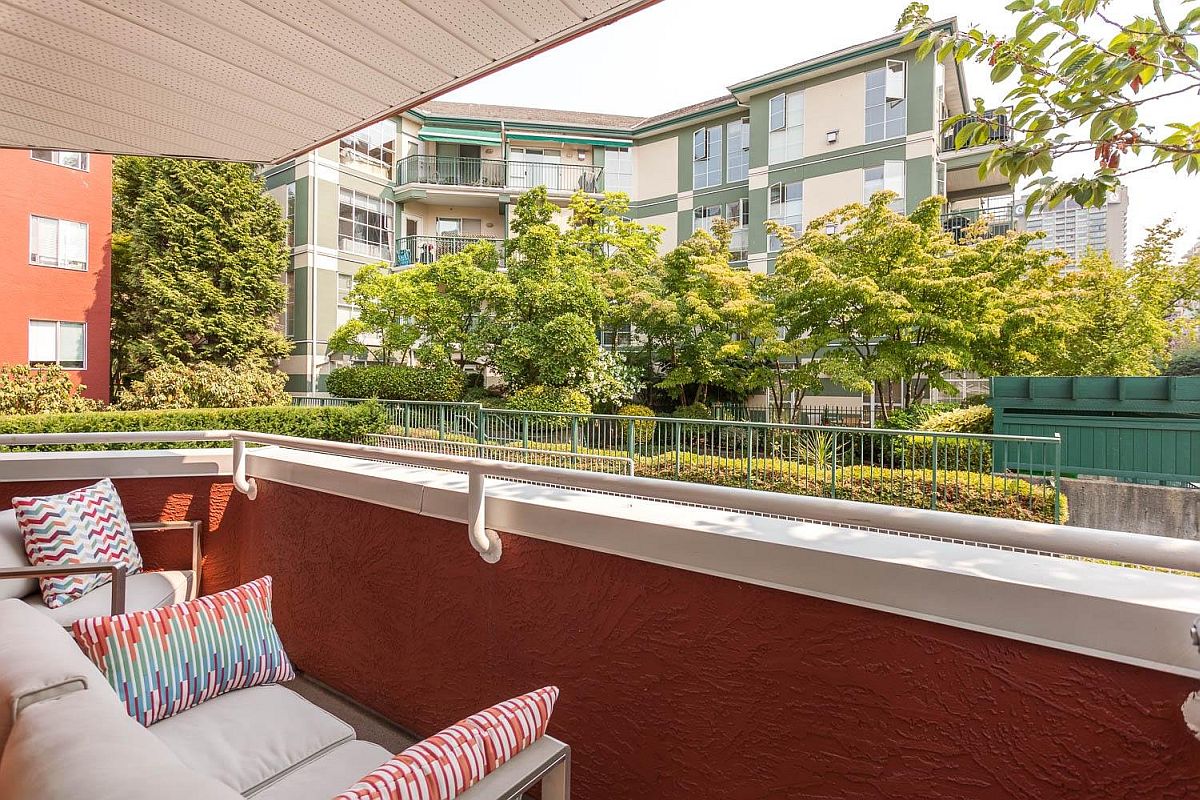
[508,130,632,147]
[418,126,502,145]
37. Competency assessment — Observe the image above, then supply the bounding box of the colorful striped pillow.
[462,686,559,772]
[70,576,294,726]
[335,723,486,800]
[336,687,559,800]
[13,478,143,608]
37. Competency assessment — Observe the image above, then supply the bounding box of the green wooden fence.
[990,376,1200,485]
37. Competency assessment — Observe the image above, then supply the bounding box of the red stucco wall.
[0,150,113,403]
[5,474,1199,798]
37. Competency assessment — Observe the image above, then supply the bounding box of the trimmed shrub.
[506,386,592,415]
[116,362,289,410]
[671,402,711,420]
[326,365,465,402]
[0,365,99,415]
[617,404,656,443]
[919,404,993,434]
[900,434,993,473]
[881,401,961,431]
[0,402,388,452]
[1165,345,1200,376]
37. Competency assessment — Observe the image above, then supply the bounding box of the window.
[338,189,393,260]
[768,91,803,164]
[768,180,803,252]
[282,271,295,336]
[693,204,722,235]
[336,274,357,328]
[285,184,296,248]
[935,160,947,199]
[726,119,750,182]
[692,125,722,189]
[605,147,633,193]
[436,218,482,238]
[864,161,906,213]
[510,148,566,190]
[29,215,88,270]
[865,61,907,142]
[31,150,89,170]
[727,198,749,261]
[339,121,396,176]
[28,320,85,369]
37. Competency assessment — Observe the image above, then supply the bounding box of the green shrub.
[506,386,592,415]
[0,365,99,415]
[919,404,993,434]
[637,452,1064,524]
[617,404,656,443]
[326,365,465,402]
[900,434,993,473]
[116,362,289,410]
[671,402,711,420]
[0,402,388,452]
[880,401,960,431]
[1165,345,1200,376]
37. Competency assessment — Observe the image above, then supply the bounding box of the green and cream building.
[263,19,1010,393]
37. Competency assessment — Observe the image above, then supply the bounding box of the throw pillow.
[13,478,143,608]
[70,576,294,726]
[462,686,559,772]
[335,723,486,800]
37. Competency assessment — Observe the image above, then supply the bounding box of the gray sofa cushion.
[0,509,36,601]
[250,740,393,800]
[0,685,242,799]
[151,683,356,795]
[22,569,191,626]
[0,598,119,753]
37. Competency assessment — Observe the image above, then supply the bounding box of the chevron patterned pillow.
[13,478,143,608]
[71,576,294,727]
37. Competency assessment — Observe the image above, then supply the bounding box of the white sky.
[444,0,1199,260]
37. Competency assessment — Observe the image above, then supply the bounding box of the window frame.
[30,150,89,171]
[691,125,723,189]
[337,188,394,261]
[768,180,803,252]
[604,146,634,194]
[865,63,908,143]
[28,320,86,370]
[768,91,804,165]
[28,214,89,271]
[339,120,397,176]
[726,118,750,182]
[863,160,907,213]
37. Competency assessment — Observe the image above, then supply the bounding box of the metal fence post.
[522,415,529,450]
[746,423,754,488]
[438,405,446,440]
[626,419,636,463]
[674,421,682,478]
[830,431,838,499]
[1053,432,1062,524]
[403,405,410,438]
[476,405,486,446]
[931,435,939,511]
[571,415,579,453]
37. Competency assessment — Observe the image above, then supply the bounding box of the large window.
[436,218,482,238]
[726,118,750,182]
[338,189,393,260]
[768,180,803,252]
[339,120,396,176]
[692,125,722,189]
[28,320,85,369]
[865,60,907,142]
[864,161,906,213]
[336,273,357,328]
[29,215,88,270]
[605,147,633,193]
[727,198,749,261]
[768,91,804,164]
[31,150,89,170]
[510,148,566,190]
[285,183,296,248]
[282,271,295,336]
[693,204,722,236]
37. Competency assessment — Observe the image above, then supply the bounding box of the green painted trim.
[728,21,953,95]
[633,100,741,138]
[262,165,296,190]
[507,131,632,147]
[418,125,502,145]
[765,140,909,180]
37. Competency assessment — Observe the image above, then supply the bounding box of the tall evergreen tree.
[110,157,290,390]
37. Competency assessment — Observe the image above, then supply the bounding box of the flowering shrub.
[117,362,290,409]
[0,365,99,415]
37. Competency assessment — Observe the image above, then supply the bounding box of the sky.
[443,0,1200,260]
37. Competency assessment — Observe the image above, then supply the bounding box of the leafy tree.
[630,221,775,406]
[327,263,420,365]
[900,0,1200,209]
[111,158,290,389]
[1166,343,1200,375]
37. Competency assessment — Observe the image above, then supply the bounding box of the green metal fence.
[293,396,1063,522]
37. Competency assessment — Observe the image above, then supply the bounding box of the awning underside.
[418,126,503,146]
[0,0,659,164]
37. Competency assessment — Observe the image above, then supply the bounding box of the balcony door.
[510,148,562,191]
[435,143,482,185]
[436,217,482,258]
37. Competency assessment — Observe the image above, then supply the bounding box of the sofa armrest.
[457,737,570,800]
[129,519,203,600]
[0,564,128,615]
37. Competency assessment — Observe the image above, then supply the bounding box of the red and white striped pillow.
[336,687,559,800]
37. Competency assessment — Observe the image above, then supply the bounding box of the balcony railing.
[940,110,1012,152]
[396,235,506,267]
[942,205,1016,241]
[397,154,604,193]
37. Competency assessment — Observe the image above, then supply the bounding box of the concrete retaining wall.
[1063,478,1200,538]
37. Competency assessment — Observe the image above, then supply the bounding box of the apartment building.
[0,149,112,403]
[1017,185,1129,267]
[263,19,1009,392]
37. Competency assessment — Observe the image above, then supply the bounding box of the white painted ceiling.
[0,0,659,163]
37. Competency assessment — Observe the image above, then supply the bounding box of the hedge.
[117,362,291,410]
[918,404,993,434]
[0,403,388,451]
[505,386,592,415]
[326,365,465,402]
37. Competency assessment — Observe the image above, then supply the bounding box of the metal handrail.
[396,154,604,193]
[3,429,1198,573]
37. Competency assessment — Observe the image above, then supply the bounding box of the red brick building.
[0,149,112,404]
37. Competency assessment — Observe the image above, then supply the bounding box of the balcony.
[942,204,1016,241]
[3,430,1200,799]
[396,154,605,194]
[396,235,506,267]
[940,110,1013,153]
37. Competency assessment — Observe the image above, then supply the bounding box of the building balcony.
[940,110,1013,153]
[396,235,506,267]
[942,204,1016,241]
[396,154,605,196]
[941,111,1015,200]
[2,432,1200,799]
